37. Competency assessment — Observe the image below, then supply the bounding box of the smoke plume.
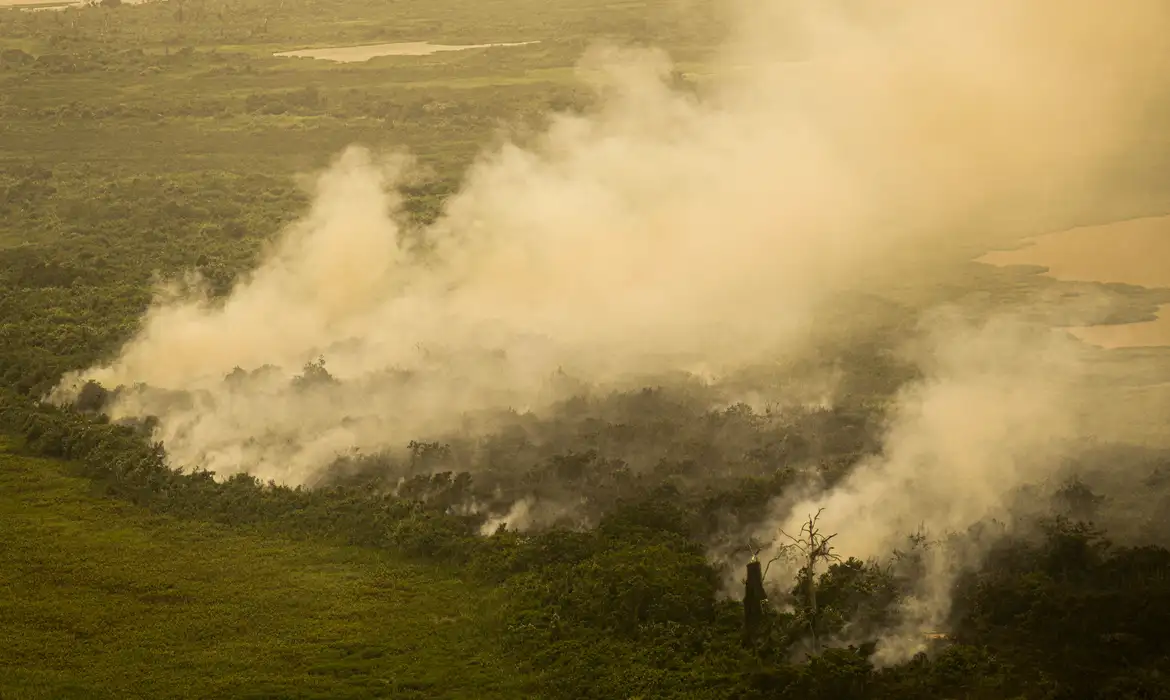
[754,311,1089,663]
[57,0,1169,508]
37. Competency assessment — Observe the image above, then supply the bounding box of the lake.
[274,41,538,63]
[978,215,1170,348]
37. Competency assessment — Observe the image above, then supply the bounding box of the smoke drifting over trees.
[48,0,1170,666]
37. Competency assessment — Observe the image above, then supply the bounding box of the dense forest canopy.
[3,0,1170,697]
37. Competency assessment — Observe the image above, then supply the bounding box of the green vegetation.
[0,438,530,699]
[1,0,704,396]
[4,0,1170,697]
[6,387,1170,698]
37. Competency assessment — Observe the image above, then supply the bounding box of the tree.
[291,356,338,390]
[1053,477,1105,523]
[767,509,841,652]
[73,380,109,413]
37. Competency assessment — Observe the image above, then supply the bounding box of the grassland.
[0,437,531,699]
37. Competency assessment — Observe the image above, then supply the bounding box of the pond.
[273,41,538,63]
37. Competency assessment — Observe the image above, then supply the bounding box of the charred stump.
[743,557,768,645]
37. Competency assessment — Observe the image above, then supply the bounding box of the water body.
[979,215,1170,348]
[274,41,538,63]
[1,0,78,8]
[1,0,148,10]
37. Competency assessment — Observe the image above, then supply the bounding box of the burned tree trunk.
[743,556,768,645]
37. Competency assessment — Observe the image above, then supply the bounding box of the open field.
[0,438,530,699]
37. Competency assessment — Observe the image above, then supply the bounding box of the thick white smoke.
[754,312,1089,662]
[773,314,1083,557]
[57,0,1169,495]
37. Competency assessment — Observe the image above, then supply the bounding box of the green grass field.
[0,438,531,700]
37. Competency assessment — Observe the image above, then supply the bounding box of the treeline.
[4,386,1170,698]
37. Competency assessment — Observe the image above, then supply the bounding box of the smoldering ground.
[52,0,1170,663]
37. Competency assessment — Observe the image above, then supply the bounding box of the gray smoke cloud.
[54,2,1170,639]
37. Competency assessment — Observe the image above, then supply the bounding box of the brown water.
[978,215,1170,348]
[274,41,537,63]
